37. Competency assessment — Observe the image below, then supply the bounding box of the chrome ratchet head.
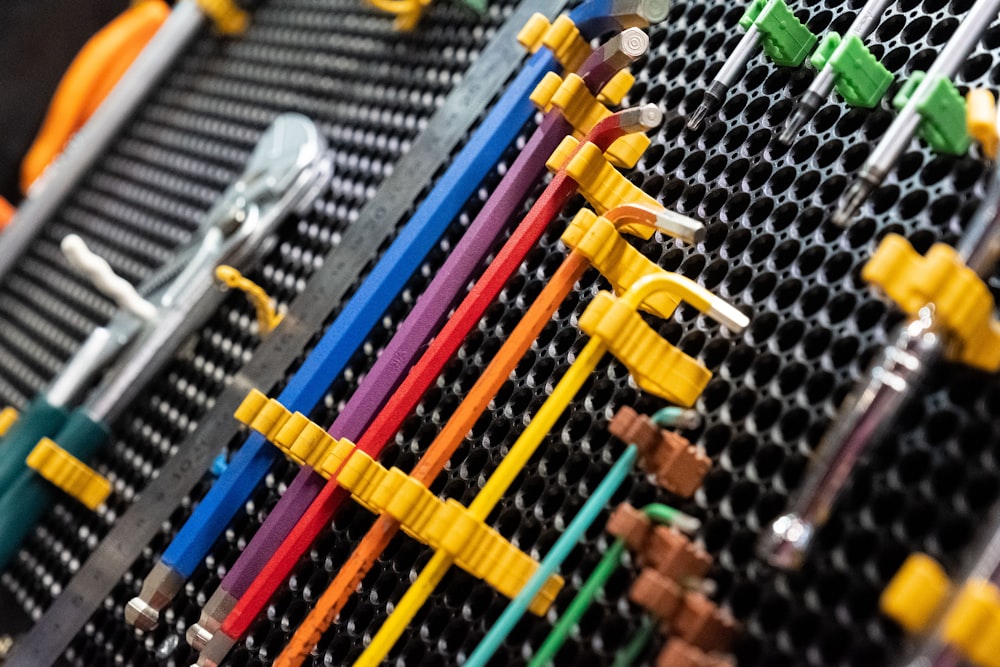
[233,112,329,211]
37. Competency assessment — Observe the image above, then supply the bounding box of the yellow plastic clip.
[561,209,678,320]
[862,233,1000,371]
[233,389,294,441]
[579,290,711,406]
[233,390,353,470]
[967,89,998,160]
[548,137,662,241]
[518,14,589,73]
[879,553,952,634]
[970,607,1000,667]
[216,266,283,334]
[0,407,18,437]
[941,579,1000,660]
[193,0,249,34]
[531,72,646,169]
[26,438,112,510]
[338,449,563,614]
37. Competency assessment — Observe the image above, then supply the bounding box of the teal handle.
[0,469,61,569]
[0,409,109,570]
[48,409,111,461]
[0,397,69,491]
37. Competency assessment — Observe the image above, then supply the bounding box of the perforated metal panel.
[4,0,1000,666]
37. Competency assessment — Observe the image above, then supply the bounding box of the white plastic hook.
[61,234,158,321]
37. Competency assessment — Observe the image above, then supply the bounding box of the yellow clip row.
[518,14,591,73]
[233,392,560,612]
[337,450,563,615]
[234,390,353,470]
[26,438,111,510]
[532,72,646,169]
[862,233,1000,371]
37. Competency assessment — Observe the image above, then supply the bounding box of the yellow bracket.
[548,137,661,240]
[193,0,249,34]
[967,89,998,160]
[26,438,112,510]
[233,390,353,470]
[880,552,951,633]
[943,580,1000,665]
[562,209,678,320]
[0,407,18,437]
[579,290,710,406]
[531,72,646,169]
[337,449,563,615]
[518,13,634,105]
[215,266,284,334]
[367,0,432,31]
[862,233,1000,371]
[518,14,589,73]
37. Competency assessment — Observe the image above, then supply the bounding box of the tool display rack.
[2,0,999,665]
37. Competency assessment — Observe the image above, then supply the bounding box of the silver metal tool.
[82,112,333,427]
[779,0,894,144]
[833,0,1000,226]
[687,24,763,130]
[762,149,1000,571]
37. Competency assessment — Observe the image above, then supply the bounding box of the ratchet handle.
[0,410,110,570]
[0,397,69,491]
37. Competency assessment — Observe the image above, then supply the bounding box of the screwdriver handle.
[0,397,69,491]
[0,409,109,570]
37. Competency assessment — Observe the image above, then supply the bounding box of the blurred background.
[0,0,128,205]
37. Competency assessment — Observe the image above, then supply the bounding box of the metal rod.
[833,0,1000,225]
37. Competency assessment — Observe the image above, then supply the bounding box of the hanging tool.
[687,0,817,131]
[191,102,670,666]
[0,113,333,570]
[0,0,250,282]
[19,0,172,193]
[762,130,1000,570]
[779,0,894,144]
[832,0,1000,226]
[181,27,652,653]
[268,196,702,665]
[6,4,559,662]
[350,271,747,666]
[124,0,669,635]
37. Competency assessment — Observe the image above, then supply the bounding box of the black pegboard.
[4,0,1000,666]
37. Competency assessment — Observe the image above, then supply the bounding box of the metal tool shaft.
[780,0,893,143]
[834,0,1000,224]
[765,161,1000,570]
[687,26,761,130]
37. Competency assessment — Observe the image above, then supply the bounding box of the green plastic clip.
[811,32,892,108]
[893,71,970,155]
[739,0,817,67]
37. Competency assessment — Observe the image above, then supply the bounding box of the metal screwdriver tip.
[832,177,876,227]
[779,106,813,145]
[687,102,710,131]
[638,103,664,129]
[655,210,705,244]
